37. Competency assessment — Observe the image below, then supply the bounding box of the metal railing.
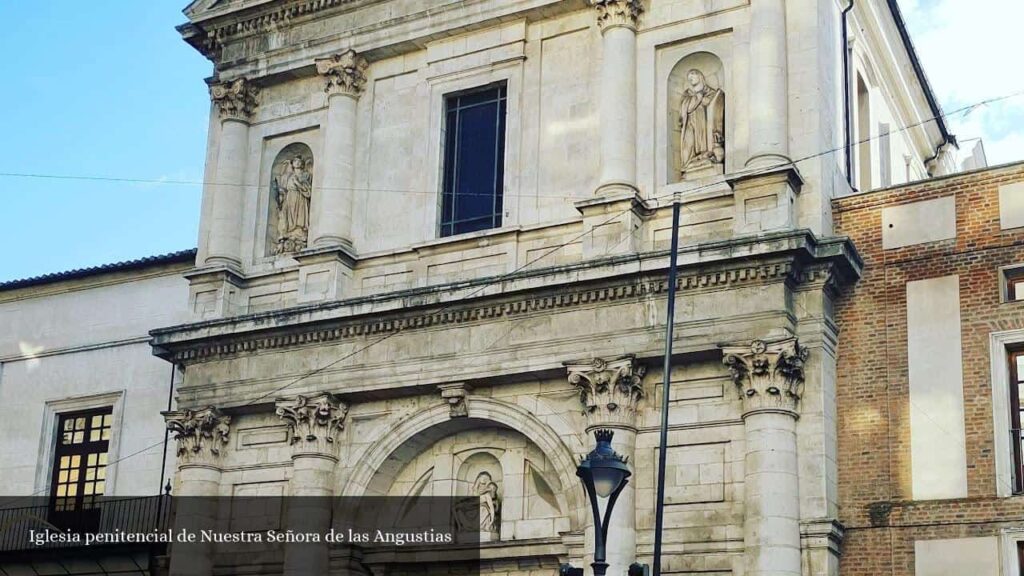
[0,495,171,553]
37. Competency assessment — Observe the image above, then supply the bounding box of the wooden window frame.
[1007,267,1024,302]
[50,407,113,519]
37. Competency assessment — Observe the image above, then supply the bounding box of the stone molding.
[163,406,231,465]
[438,383,470,418]
[276,393,349,456]
[161,260,808,363]
[210,78,260,121]
[721,338,809,416]
[316,50,368,98]
[565,355,646,428]
[591,0,644,30]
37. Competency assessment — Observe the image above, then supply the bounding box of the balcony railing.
[0,495,171,553]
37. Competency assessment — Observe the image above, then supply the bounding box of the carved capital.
[316,50,368,98]
[591,0,644,30]
[276,393,349,457]
[565,355,646,429]
[210,78,259,121]
[721,338,809,416]
[439,383,471,419]
[163,406,231,466]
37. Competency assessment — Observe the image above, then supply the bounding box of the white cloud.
[899,0,1024,165]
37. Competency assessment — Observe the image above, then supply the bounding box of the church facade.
[153,1,956,575]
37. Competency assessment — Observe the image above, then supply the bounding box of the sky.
[0,0,1021,283]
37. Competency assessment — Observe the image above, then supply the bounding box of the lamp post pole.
[576,429,632,576]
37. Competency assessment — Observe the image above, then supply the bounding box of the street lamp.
[576,429,632,576]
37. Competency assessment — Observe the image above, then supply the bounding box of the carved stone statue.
[455,471,501,535]
[678,68,725,178]
[272,151,313,254]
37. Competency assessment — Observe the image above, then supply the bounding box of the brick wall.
[833,162,1024,575]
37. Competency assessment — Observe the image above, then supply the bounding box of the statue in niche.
[271,152,313,254]
[678,68,725,178]
[455,471,501,534]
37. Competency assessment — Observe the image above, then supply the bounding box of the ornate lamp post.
[576,429,632,576]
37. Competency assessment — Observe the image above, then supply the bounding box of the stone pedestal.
[574,192,648,258]
[592,0,643,197]
[746,0,790,170]
[728,166,803,234]
[184,266,244,320]
[722,338,808,576]
[276,393,349,576]
[566,355,647,576]
[294,245,355,304]
[163,407,232,576]
[310,50,367,250]
[206,79,258,268]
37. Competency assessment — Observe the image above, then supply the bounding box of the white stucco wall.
[0,270,190,496]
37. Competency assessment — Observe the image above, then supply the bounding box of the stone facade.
[833,162,1024,575]
[151,0,963,574]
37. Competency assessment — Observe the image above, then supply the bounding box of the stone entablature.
[721,338,809,416]
[565,355,646,429]
[276,393,349,457]
[164,406,232,465]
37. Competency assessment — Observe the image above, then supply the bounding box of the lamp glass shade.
[592,467,626,498]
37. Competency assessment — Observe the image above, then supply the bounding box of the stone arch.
[341,397,587,532]
[668,51,727,182]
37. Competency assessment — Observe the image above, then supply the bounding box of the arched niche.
[668,52,726,183]
[343,399,585,541]
[266,142,314,256]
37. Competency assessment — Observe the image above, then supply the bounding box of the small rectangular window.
[1007,268,1024,302]
[440,83,507,238]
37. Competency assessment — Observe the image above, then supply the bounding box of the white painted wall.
[0,270,189,496]
[915,537,1000,576]
[906,275,968,500]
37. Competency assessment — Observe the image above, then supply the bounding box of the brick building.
[834,162,1024,575]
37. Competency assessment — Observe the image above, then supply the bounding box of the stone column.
[310,50,368,250]
[746,0,790,169]
[722,339,809,576]
[276,393,349,576]
[206,79,259,267]
[163,407,232,576]
[565,355,647,576]
[592,0,643,196]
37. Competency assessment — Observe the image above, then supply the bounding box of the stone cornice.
[151,231,861,364]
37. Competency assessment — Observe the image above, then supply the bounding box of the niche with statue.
[267,142,314,255]
[668,52,726,182]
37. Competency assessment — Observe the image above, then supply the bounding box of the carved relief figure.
[271,147,313,254]
[455,471,501,534]
[678,68,725,177]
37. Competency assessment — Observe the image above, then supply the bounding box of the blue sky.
[0,1,1021,283]
[0,2,210,282]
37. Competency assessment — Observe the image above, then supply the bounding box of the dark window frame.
[1010,347,1024,494]
[1006,267,1024,302]
[439,82,508,238]
[50,407,113,515]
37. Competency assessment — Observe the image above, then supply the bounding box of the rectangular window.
[440,83,507,238]
[1010,349,1024,493]
[51,407,112,514]
[1007,268,1024,302]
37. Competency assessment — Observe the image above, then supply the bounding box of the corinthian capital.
[164,406,231,466]
[316,49,368,98]
[565,355,646,429]
[276,393,349,457]
[591,0,644,30]
[722,338,809,416]
[210,78,259,121]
